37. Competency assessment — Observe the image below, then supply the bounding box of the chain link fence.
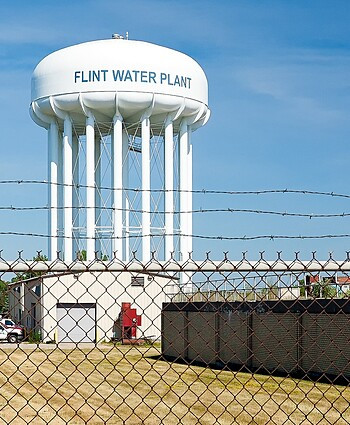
[0,254,349,424]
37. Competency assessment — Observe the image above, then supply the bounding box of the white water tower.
[30,36,210,261]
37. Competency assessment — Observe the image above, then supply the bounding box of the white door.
[57,303,96,343]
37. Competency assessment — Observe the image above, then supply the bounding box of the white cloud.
[231,54,349,122]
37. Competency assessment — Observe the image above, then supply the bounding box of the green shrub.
[27,330,42,343]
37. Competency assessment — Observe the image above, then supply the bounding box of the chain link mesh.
[0,254,349,424]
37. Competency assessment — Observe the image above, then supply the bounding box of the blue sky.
[0,0,350,260]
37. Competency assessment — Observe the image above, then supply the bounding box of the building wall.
[9,280,40,332]
[8,284,21,322]
[41,272,175,342]
[10,271,176,342]
[278,287,300,300]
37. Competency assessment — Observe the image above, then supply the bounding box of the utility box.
[113,303,142,341]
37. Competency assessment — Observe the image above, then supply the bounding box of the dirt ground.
[0,344,348,424]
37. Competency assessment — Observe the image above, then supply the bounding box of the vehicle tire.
[7,334,18,343]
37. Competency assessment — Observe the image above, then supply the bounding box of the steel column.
[48,121,59,260]
[142,116,151,261]
[179,120,189,261]
[63,116,73,262]
[164,115,174,259]
[112,114,123,259]
[57,130,64,254]
[86,114,95,261]
[187,128,193,255]
[122,130,129,262]
[95,132,101,257]
[72,134,79,257]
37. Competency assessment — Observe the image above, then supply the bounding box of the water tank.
[30,37,210,262]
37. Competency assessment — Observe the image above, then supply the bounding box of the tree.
[0,280,8,314]
[11,253,48,283]
[299,276,337,298]
[77,250,108,261]
[298,279,306,297]
[324,285,337,298]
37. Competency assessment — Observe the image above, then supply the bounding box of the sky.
[0,0,350,260]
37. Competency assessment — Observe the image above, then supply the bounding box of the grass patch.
[0,345,348,424]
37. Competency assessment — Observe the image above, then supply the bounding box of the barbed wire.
[1,180,350,199]
[2,181,350,242]
[1,231,350,241]
[0,205,349,219]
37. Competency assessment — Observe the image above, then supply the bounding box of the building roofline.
[8,270,179,288]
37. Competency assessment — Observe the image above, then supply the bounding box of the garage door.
[57,303,96,343]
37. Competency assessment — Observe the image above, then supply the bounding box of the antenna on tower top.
[112,32,129,40]
[112,33,124,39]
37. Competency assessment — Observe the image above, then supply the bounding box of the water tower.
[30,36,210,262]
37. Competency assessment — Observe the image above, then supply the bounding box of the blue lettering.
[74,69,190,88]
[141,70,148,83]
[92,70,100,82]
[149,71,156,84]
[167,74,173,86]
[124,70,132,81]
[101,69,108,81]
[81,70,88,83]
[113,70,125,81]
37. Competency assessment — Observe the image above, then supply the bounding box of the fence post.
[215,307,220,364]
[184,310,189,360]
[296,310,303,374]
[247,309,253,370]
